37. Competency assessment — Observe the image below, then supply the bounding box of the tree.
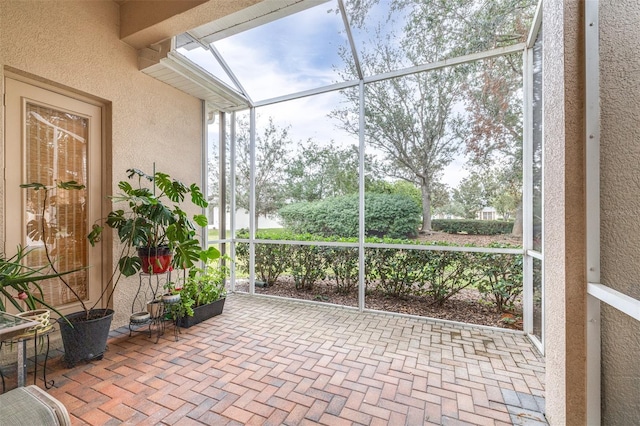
[207,156,220,223]
[333,0,534,233]
[460,1,536,235]
[284,141,382,202]
[452,173,489,219]
[464,53,526,235]
[333,46,468,233]
[235,117,291,229]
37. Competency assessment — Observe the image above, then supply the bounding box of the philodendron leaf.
[87,224,104,247]
[20,182,48,190]
[189,184,208,208]
[193,214,208,227]
[119,256,142,277]
[200,246,221,262]
[58,181,85,190]
[174,239,201,269]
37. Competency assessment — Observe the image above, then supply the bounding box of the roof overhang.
[138,39,249,112]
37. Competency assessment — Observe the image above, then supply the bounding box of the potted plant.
[0,246,80,336]
[87,168,209,276]
[161,281,181,304]
[174,248,229,328]
[20,180,118,367]
[21,168,211,366]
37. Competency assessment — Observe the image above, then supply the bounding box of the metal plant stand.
[128,271,182,342]
[0,325,55,392]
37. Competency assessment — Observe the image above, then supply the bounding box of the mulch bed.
[235,277,523,330]
[233,232,524,331]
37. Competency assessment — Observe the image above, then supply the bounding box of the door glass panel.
[25,104,89,306]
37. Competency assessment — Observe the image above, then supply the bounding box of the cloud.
[212,2,350,101]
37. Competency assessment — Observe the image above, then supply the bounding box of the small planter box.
[178,298,225,328]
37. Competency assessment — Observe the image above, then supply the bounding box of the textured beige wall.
[600,0,640,423]
[0,0,203,328]
[543,0,587,424]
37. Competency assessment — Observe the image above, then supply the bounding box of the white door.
[4,77,104,315]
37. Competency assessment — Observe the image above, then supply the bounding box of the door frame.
[3,72,111,314]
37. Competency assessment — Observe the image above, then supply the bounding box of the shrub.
[365,193,421,238]
[476,244,523,312]
[422,249,479,305]
[324,246,359,294]
[290,244,326,291]
[431,219,513,235]
[235,229,292,286]
[279,193,421,239]
[366,248,430,297]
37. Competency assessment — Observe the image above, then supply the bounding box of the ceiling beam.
[119,0,264,49]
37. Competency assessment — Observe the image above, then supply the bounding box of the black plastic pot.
[57,309,114,368]
[178,298,225,328]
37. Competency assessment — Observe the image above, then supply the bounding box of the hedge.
[278,193,421,239]
[431,219,514,235]
[235,231,523,310]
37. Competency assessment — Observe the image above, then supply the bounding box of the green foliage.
[233,232,524,311]
[236,229,293,286]
[290,245,326,291]
[87,168,209,275]
[366,248,430,297]
[175,250,228,318]
[234,117,290,227]
[0,246,79,316]
[431,219,513,235]
[422,250,478,306]
[278,193,421,239]
[324,247,359,294]
[366,244,478,304]
[284,141,361,202]
[367,180,422,212]
[451,172,489,219]
[476,245,523,312]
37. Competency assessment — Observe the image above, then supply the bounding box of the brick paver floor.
[12,293,546,425]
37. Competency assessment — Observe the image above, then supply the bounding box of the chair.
[0,385,70,426]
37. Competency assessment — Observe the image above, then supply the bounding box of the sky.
[179,0,529,191]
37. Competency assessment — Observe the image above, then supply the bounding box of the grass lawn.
[208,228,287,241]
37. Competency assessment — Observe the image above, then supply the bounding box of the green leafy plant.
[87,168,209,276]
[324,246,359,294]
[476,244,523,312]
[174,247,228,318]
[236,229,293,286]
[290,244,326,291]
[0,246,79,316]
[21,170,212,321]
[423,249,478,305]
[431,219,513,235]
[278,193,421,239]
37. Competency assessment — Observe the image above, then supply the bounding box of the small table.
[0,312,39,387]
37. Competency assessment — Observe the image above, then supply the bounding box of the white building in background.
[210,207,283,231]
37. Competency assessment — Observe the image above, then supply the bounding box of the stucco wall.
[0,0,204,329]
[600,0,640,423]
[543,0,587,424]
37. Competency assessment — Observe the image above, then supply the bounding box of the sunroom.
[0,0,638,424]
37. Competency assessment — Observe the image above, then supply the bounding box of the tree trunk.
[511,202,523,237]
[420,183,432,233]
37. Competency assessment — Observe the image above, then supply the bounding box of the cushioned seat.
[0,385,70,426]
